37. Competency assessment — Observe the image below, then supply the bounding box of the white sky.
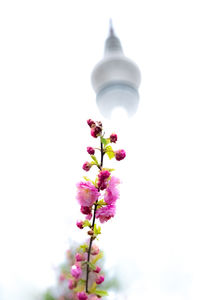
[0,0,200,299]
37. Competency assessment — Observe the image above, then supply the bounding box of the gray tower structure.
[91,22,141,118]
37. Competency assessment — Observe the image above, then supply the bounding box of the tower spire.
[109,19,114,36]
[104,20,123,56]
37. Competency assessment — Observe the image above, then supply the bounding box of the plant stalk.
[86,139,104,293]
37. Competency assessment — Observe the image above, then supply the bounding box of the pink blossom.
[76,220,84,229]
[91,244,99,255]
[96,205,116,223]
[110,133,117,143]
[96,275,104,284]
[87,147,95,155]
[70,264,82,279]
[76,182,100,207]
[85,213,92,220]
[104,176,120,205]
[77,292,88,300]
[68,279,76,290]
[82,162,91,172]
[115,149,126,161]
[75,253,85,262]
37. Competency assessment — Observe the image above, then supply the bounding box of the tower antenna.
[109,18,114,36]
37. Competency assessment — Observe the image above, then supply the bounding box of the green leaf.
[79,279,86,284]
[87,262,96,270]
[105,145,115,159]
[89,282,97,293]
[95,290,109,297]
[94,176,98,186]
[91,155,98,164]
[97,199,107,207]
[103,168,115,172]
[73,278,86,292]
[83,176,90,181]
[94,224,101,235]
[73,284,85,293]
[101,137,110,146]
[83,220,91,228]
[83,176,95,184]
[79,244,88,253]
[91,251,103,264]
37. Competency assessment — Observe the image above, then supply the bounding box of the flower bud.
[98,170,110,180]
[110,133,117,143]
[87,119,95,128]
[97,170,110,190]
[88,230,94,236]
[91,244,99,255]
[98,180,107,190]
[81,206,91,215]
[115,149,126,161]
[94,266,101,273]
[75,253,85,262]
[68,279,76,290]
[91,126,102,138]
[82,161,91,171]
[77,292,88,300]
[76,220,84,229]
[96,275,104,284]
[87,146,95,155]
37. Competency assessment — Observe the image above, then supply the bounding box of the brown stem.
[85,139,104,293]
[85,203,97,293]
[100,141,104,168]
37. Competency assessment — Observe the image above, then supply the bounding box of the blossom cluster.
[43,243,121,300]
[68,119,126,299]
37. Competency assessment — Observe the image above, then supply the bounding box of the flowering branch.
[69,119,126,300]
[86,139,104,293]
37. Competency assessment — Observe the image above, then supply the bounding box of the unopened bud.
[110,133,117,143]
[96,275,104,284]
[115,149,126,161]
[76,220,84,229]
[87,146,95,155]
[82,161,91,171]
[87,119,95,128]
[88,230,94,236]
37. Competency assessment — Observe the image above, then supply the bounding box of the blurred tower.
[91,21,141,118]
